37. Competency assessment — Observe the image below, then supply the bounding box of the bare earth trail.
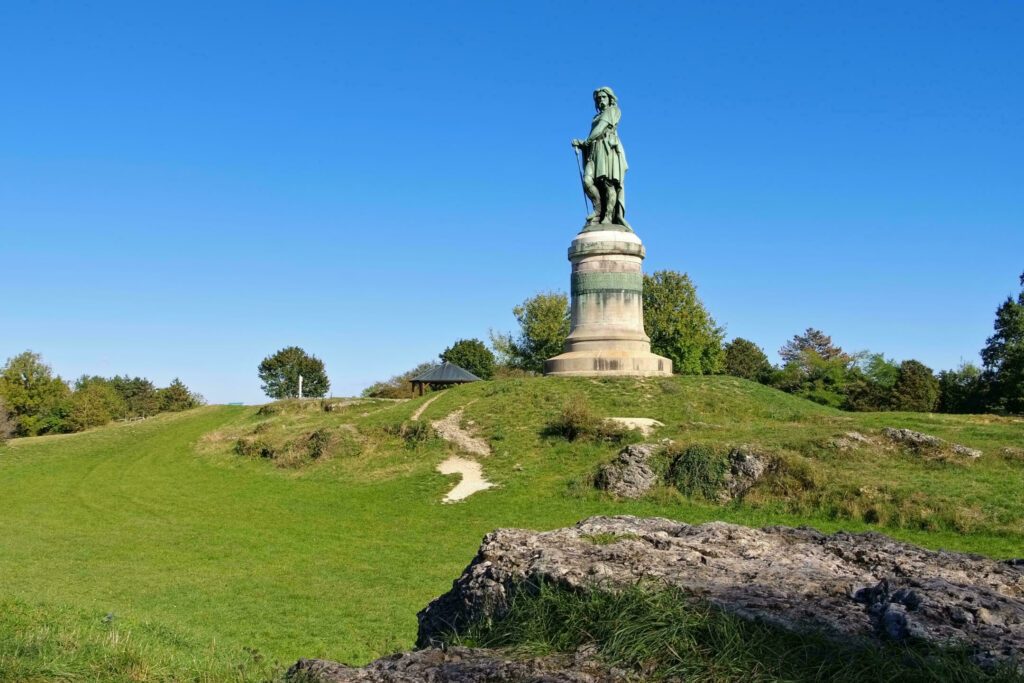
[427,408,495,503]
[410,394,442,421]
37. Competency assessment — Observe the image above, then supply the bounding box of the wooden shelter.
[409,361,482,396]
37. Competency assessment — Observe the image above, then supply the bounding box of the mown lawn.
[1,376,1022,681]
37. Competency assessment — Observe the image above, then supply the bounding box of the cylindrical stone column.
[544,228,673,376]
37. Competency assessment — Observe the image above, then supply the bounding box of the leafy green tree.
[891,360,939,412]
[440,338,495,379]
[110,376,161,417]
[67,381,126,431]
[980,272,1024,414]
[258,346,329,399]
[843,353,900,411]
[0,397,15,443]
[771,349,851,408]
[779,328,847,367]
[490,292,570,373]
[723,338,771,382]
[937,362,986,414]
[642,271,724,374]
[362,361,435,399]
[0,351,71,436]
[158,378,203,412]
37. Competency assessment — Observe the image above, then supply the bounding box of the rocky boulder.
[594,443,660,499]
[287,646,631,682]
[416,516,1024,671]
[720,446,770,500]
[883,427,982,459]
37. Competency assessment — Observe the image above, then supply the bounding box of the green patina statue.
[571,86,632,231]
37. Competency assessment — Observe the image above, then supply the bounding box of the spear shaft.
[572,145,590,216]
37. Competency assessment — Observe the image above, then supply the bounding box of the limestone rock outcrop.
[720,446,770,500]
[882,427,982,458]
[595,443,770,502]
[416,516,1024,670]
[287,646,630,682]
[594,443,660,499]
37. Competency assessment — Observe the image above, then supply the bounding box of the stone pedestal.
[544,227,673,376]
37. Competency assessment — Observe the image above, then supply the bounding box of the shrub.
[234,437,275,459]
[665,444,728,500]
[383,420,434,447]
[306,429,331,459]
[363,361,436,399]
[545,395,599,441]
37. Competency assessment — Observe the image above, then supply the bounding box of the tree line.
[0,351,205,441]
[362,269,1023,415]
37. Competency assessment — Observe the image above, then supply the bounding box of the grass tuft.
[665,444,729,500]
[447,580,1022,682]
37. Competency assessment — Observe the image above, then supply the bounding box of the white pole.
[298,374,303,399]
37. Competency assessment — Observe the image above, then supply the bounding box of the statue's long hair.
[593,86,618,111]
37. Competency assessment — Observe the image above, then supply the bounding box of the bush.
[234,437,275,459]
[545,395,599,441]
[543,396,635,444]
[306,429,331,459]
[665,445,728,500]
[383,420,434,447]
[363,361,436,399]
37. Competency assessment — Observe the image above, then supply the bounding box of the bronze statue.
[571,86,631,230]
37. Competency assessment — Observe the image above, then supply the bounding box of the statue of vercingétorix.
[571,86,631,230]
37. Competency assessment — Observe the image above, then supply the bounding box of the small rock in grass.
[882,427,945,449]
[830,431,875,450]
[883,427,982,459]
[952,444,982,459]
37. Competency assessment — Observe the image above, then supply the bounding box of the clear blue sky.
[2,1,1022,404]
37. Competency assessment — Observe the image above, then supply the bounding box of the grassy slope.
[1,377,1022,680]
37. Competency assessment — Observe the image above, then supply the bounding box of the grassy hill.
[1,376,1022,681]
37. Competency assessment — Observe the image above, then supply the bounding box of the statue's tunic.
[584,105,628,187]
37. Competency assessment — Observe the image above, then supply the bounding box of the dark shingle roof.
[409,361,481,384]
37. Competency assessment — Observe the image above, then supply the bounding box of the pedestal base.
[544,226,672,378]
[544,349,672,376]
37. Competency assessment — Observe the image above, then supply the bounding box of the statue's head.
[593,86,617,111]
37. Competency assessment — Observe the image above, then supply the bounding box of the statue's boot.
[600,186,618,224]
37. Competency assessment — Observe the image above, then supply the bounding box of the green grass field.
[2,376,1022,681]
